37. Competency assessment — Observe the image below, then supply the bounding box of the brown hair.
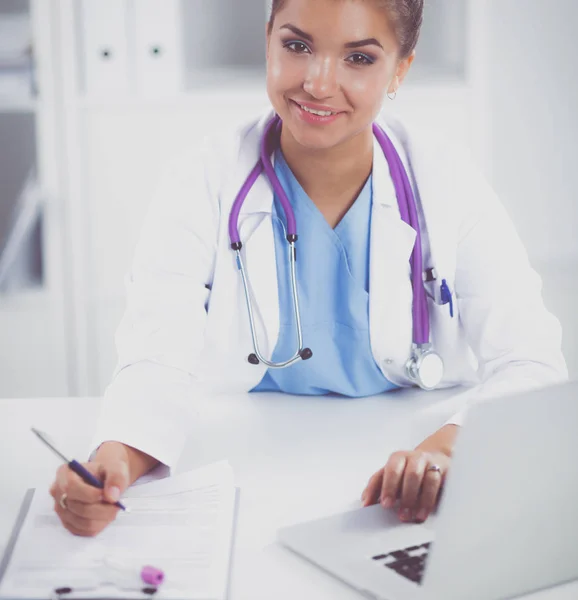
[267,0,424,60]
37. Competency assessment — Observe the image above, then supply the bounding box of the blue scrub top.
[252,150,399,397]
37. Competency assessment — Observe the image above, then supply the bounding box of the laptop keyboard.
[371,541,432,584]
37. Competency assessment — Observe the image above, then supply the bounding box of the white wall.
[482,0,578,378]
[487,0,578,262]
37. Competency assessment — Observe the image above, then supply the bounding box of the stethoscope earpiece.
[248,347,312,366]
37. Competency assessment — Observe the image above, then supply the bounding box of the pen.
[31,427,128,511]
[54,586,158,597]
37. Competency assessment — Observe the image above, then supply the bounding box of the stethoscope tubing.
[372,123,429,345]
[260,118,298,238]
[234,239,304,368]
[228,114,432,362]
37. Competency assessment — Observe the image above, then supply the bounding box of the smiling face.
[266,0,414,153]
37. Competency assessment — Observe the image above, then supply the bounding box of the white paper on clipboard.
[0,461,238,600]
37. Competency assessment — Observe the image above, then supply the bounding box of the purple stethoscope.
[228,115,445,391]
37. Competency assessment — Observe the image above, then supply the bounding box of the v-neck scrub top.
[252,150,399,397]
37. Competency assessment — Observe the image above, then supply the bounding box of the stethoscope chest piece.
[406,344,444,391]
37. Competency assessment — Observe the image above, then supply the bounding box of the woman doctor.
[50,0,567,537]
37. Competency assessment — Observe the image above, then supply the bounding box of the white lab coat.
[92,109,568,468]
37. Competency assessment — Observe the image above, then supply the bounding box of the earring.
[387,90,397,101]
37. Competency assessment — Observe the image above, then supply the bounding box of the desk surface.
[1,389,576,600]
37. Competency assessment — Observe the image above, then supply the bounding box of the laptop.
[278,380,578,600]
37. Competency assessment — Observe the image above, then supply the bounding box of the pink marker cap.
[141,565,165,586]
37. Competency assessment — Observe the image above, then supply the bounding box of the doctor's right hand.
[49,441,157,537]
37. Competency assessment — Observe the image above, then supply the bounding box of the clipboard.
[0,487,241,600]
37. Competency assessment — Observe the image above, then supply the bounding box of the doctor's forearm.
[125,444,161,483]
[96,441,160,484]
[415,424,460,458]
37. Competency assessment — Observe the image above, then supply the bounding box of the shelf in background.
[0,97,36,112]
[78,64,266,101]
[0,0,30,16]
[70,0,470,111]
[0,284,69,398]
[0,285,48,310]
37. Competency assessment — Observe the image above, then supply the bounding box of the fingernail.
[381,496,393,509]
[361,491,366,502]
[108,486,120,502]
[400,509,411,521]
[417,509,428,521]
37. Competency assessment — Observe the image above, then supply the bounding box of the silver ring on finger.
[59,493,68,510]
[426,464,442,475]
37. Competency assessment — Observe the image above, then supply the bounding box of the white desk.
[1,389,576,600]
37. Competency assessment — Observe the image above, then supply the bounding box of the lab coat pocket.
[423,273,454,314]
[424,275,457,353]
[424,271,457,319]
[425,277,471,386]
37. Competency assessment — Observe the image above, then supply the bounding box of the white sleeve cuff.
[442,364,569,428]
[90,361,200,471]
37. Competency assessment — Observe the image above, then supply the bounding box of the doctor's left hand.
[360,424,459,523]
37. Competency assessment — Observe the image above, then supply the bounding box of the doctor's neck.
[278,123,374,214]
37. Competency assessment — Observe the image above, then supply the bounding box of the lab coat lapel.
[369,135,417,382]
